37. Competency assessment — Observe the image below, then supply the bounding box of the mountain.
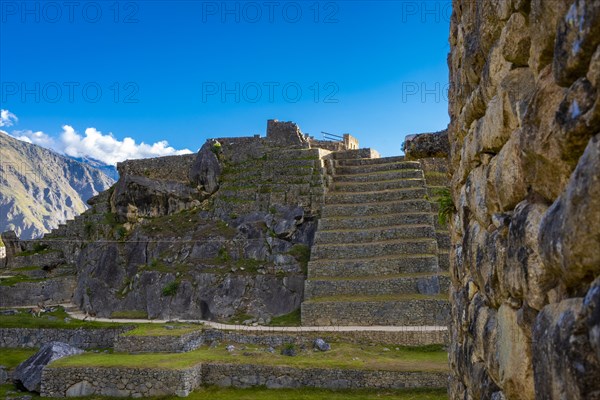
[68,156,119,181]
[0,131,116,239]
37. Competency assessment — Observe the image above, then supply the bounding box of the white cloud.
[59,126,193,165]
[0,109,18,127]
[10,129,58,149]
[3,110,193,165]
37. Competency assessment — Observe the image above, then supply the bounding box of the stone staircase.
[301,154,450,326]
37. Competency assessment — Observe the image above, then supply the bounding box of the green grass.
[306,293,449,303]
[50,343,449,373]
[268,309,301,327]
[110,310,149,319]
[188,387,448,400]
[11,265,41,272]
[0,383,448,400]
[0,274,46,287]
[0,307,126,330]
[123,323,203,337]
[0,348,37,369]
[288,244,310,273]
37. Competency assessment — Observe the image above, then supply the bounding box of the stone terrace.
[302,151,450,326]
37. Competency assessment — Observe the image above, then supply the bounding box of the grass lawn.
[268,309,301,327]
[50,343,449,373]
[188,387,448,400]
[0,307,128,330]
[0,348,37,369]
[0,384,448,400]
[123,323,203,337]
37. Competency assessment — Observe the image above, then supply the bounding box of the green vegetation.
[288,244,310,273]
[0,307,125,329]
[110,310,149,319]
[0,348,37,369]
[269,309,301,327]
[436,188,456,227]
[306,293,449,303]
[0,238,4,248]
[162,281,180,296]
[50,343,449,373]
[188,387,448,400]
[123,323,203,337]
[211,141,222,155]
[14,243,52,257]
[0,274,46,287]
[217,247,230,263]
[0,383,447,400]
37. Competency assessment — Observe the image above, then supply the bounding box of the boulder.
[313,338,331,352]
[403,130,449,159]
[14,342,84,392]
[189,139,222,195]
[0,366,8,384]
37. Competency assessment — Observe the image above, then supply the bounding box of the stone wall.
[41,363,446,397]
[41,365,203,398]
[116,154,197,184]
[0,327,131,349]
[114,328,449,353]
[302,299,450,326]
[0,277,76,307]
[200,364,447,390]
[448,1,600,399]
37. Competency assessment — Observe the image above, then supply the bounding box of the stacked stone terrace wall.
[116,154,197,183]
[200,364,447,390]
[448,1,600,399]
[41,365,203,398]
[0,327,131,349]
[114,328,449,353]
[0,277,76,307]
[41,364,446,397]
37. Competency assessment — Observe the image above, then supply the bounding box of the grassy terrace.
[0,384,448,400]
[49,343,449,373]
[122,323,203,337]
[305,293,449,303]
[0,307,127,330]
[0,348,37,369]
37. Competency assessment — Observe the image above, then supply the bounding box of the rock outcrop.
[448,1,600,399]
[14,342,84,392]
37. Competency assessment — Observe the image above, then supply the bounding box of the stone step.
[318,212,434,231]
[436,232,451,250]
[301,295,450,326]
[438,250,450,271]
[307,254,440,278]
[304,273,450,299]
[332,149,380,160]
[315,225,436,245]
[335,161,422,176]
[334,169,423,183]
[333,178,425,193]
[321,199,432,218]
[311,238,438,260]
[335,156,406,166]
[325,187,428,204]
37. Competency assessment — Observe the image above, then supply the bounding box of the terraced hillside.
[302,152,450,326]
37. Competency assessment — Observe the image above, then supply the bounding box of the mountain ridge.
[0,131,115,239]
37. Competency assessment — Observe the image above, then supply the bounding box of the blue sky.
[0,0,451,160]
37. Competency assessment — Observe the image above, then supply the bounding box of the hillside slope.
[0,131,115,239]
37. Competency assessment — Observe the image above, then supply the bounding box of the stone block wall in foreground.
[447,1,600,399]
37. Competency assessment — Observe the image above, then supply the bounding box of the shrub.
[437,188,456,226]
[162,281,180,297]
